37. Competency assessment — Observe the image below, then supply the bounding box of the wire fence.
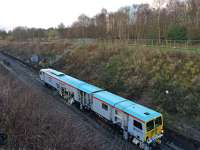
[1,38,200,50]
[127,39,200,49]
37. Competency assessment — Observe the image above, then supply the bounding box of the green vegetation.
[2,39,200,141]
[52,42,200,134]
[167,25,187,40]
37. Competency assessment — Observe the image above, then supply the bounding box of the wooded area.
[0,0,199,42]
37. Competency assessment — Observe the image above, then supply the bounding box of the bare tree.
[95,8,107,38]
[57,22,65,39]
[78,14,90,38]
[154,0,166,43]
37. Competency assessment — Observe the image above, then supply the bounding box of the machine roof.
[115,100,161,122]
[60,75,85,88]
[93,91,127,106]
[44,69,103,94]
[60,75,103,94]
[93,89,161,122]
[49,69,65,76]
[42,69,161,122]
[79,83,103,94]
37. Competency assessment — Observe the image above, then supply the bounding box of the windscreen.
[155,116,162,127]
[146,116,162,132]
[146,120,154,132]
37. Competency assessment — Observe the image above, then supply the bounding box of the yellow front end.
[145,116,163,144]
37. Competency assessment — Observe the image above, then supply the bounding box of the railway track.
[0,52,137,150]
[0,51,199,150]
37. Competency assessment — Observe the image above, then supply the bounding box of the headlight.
[161,129,164,134]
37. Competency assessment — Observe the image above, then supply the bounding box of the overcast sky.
[0,0,154,31]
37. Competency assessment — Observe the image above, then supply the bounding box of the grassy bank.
[2,40,200,142]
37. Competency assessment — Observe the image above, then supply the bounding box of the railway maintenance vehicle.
[39,68,164,149]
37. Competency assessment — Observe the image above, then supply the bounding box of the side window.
[133,120,142,130]
[102,103,108,111]
[115,110,118,114]
[65,90,69,95]
[71,93,74,98]
[115,116,117,121]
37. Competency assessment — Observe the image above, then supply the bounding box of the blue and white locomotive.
[39,68,164,149]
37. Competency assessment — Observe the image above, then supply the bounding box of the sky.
[0,0,154,31]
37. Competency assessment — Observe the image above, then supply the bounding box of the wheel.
[144,143,151,150]
[44,83,49,87]
[123,130,128,140]
[80,104,83,110]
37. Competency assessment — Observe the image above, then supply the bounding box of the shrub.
[167,24,187,40]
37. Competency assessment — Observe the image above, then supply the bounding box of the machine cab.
[145,115,163,144]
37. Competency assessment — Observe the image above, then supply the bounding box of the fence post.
[173,40,176,48]
[166,39,168,48]
[185,40,187,49]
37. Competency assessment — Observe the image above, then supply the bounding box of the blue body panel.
[93,91,127,106]
[46,69,103,94]
[115,100,161,122]
[48,69,65,76]
[79,84,103,94]
[114,100,135,110]
[60,75,85,88]
[59,75,103,94]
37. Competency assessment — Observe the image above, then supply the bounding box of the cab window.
[146,120,154,132]
[133,120,142,130]
[155,116,162,127]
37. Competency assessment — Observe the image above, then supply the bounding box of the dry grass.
[0,65,100,150]
[2,40,73,60]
